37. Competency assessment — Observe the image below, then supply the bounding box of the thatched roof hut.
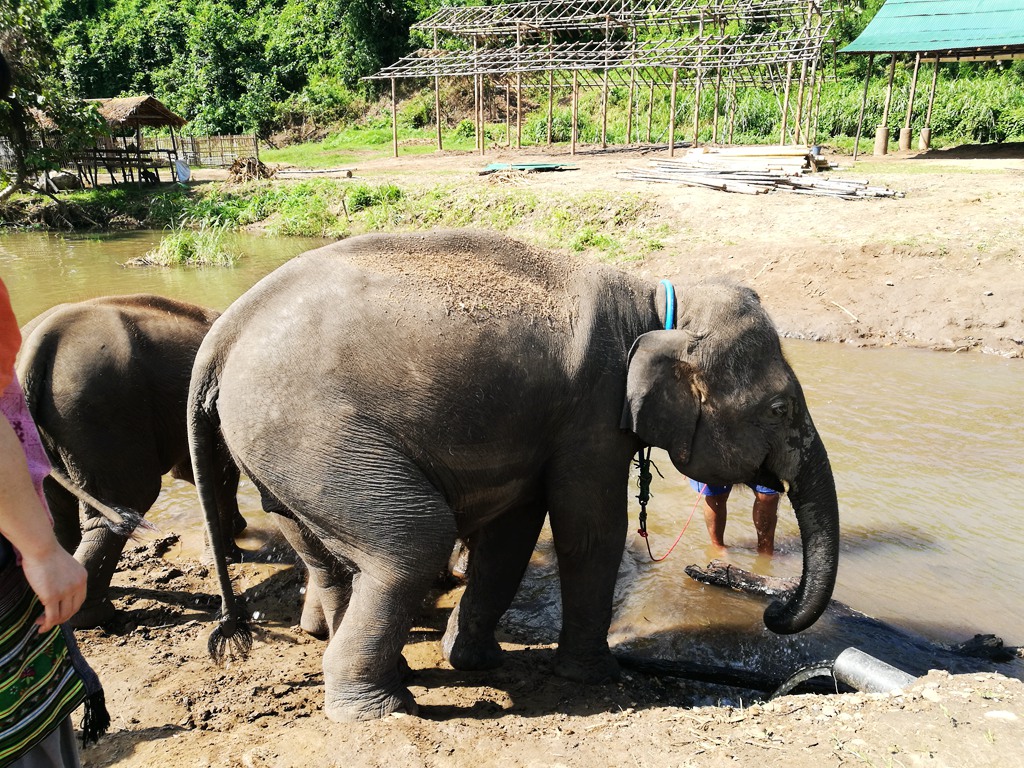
[86,96,187,131]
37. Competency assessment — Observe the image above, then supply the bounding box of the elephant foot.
[202,543,245,566]
[300,601,329,640]
[324,685,418,722]
[553,648,620,685]
[70,597,117,629]
[441,603,504,671]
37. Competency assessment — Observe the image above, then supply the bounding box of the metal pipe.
[771,647,916,699]
[832,647,916,694]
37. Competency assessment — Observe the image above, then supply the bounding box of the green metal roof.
[842,0,1024,57]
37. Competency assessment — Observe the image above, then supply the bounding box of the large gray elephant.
[189,229,839,721]
[17,294,243,628]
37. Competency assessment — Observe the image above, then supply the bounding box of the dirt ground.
[78,143,1024,768]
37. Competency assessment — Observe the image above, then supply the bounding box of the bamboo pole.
[601,18,610,149]
[728,80,736,144]
[804,56,819,144]
[473,37,481,154]
[602,68,610,149]
[516,74,522,148]
[875,54,897,156]
[515,28,522,149]
[712,67,722,144]
[712,21,723,144]
[646,79,655,143]
[626,67,636,145]
[669,67,678,157]
[571,69,578,155]
[779,62,793,145]
[692,70,702,147]
[391,78,399,158]
[794,61,807,144]
[547,34,554,146]
[811,62,824,145]
[434,31,442,151]
[920,55,940,149]
[505,84,512,147]
[901,52,921,150]
[852,54,874,162]
[692,16,704,147]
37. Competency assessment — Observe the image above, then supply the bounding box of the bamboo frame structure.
[367,0,838,156]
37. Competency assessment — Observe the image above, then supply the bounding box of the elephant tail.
[187,359,252,664]
[48,467,152,537]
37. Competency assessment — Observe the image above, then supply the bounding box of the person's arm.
[0,415,86,632]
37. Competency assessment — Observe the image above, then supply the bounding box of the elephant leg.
[442,502,546,671]
[318,483,456,721]
[547,459,630,685]
[71,505,128,629]
[44,475,81,555]
[272,513,350,640]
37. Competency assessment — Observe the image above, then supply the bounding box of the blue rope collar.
[659,278,676,330]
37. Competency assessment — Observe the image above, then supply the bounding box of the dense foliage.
[42,0,430,134]
[10,0,1024,144]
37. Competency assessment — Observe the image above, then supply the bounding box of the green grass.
[129,223,240,266]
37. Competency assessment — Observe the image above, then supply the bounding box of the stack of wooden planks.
[618,145,903,199]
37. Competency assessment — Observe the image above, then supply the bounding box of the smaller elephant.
[17,294,244,628]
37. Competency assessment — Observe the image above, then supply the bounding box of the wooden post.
[515,27,522,149]
[901,52,922,151]
[779,62,793,145]
[646,79,655,143]
[505,84,512,147]
[601,18,610,149]
[712,67,722,144]
[626,67,636,145]
[571,69,578,155]
[811,64,824,146]
[852,54,874,162]
[728,80,736,144]
[804,57,819,145]
[516,73,522,148]
[547,34,554,146]
[692,16,703,147]
[920,55,940,149]
[669,68,678,156]
[391,78,399,158]
[601,68,610,149]
[875,54,897,156]
[434,31,443,151]
[480,73,487,156]
[712,22,723,144]
[547,71,554,146]
[794,61,808,145]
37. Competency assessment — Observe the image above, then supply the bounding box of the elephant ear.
[619,330,705,460]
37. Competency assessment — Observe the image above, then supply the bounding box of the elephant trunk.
[763,428,840,635]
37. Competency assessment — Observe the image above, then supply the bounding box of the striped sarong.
[0,559,85,766]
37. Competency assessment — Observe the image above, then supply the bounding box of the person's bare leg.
[702,490,731,549]
[752,491,780,555]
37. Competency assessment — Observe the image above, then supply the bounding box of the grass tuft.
[128,223,241,267]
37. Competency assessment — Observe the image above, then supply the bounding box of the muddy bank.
[77,535,1024,768]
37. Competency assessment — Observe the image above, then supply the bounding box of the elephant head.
[621,280,839,635]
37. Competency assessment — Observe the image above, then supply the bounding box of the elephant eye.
[767,399,790,421]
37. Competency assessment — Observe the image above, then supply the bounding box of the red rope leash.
[634,447,702,562]
[641,491,702,562]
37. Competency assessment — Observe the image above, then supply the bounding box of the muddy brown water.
[2,230,1022,679]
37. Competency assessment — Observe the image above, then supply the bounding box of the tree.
[1,0,105,200]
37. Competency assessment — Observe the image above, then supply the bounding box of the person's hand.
[19,542,87,633]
